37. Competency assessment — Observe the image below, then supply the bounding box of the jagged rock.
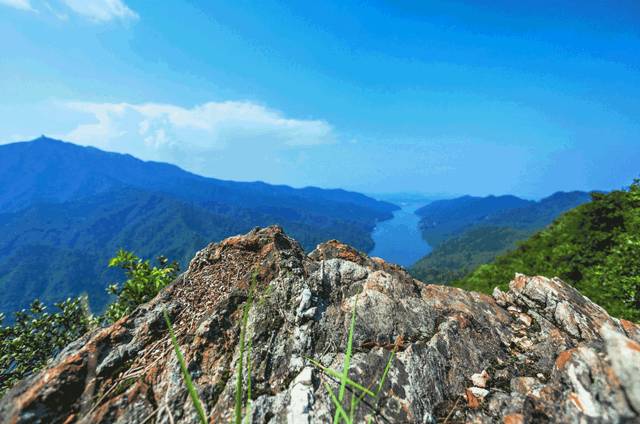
[1,226,638,423]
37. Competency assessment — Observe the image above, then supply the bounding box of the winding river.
[370,202,432,268]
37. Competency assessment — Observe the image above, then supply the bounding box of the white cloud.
[0,0,137,21]
[56,100,335,177]
[60,0,137,22]
[63,101,334,148]
[0,0,36,11]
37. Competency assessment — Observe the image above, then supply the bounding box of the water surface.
[370,203,431,267]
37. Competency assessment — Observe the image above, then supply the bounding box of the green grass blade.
[323,381,352,424]
[244,337,253,424]
[375,348,396,396]
[236,272,258,424]
[306,357,375,397]
[349,392,357,422]
[349,344,397,420]
[349,382,370,421]
[234,311,247,423]
[334,295,358,423]
[163,310,208,424]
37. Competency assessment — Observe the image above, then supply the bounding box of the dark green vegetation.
[411,191,590,284]
[0,137,396,317]
[0,250,173,396]
[411,226,532,284]
[0,297,95,396]
[456,181,640,322]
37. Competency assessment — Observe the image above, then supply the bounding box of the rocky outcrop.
[1,226,639,423]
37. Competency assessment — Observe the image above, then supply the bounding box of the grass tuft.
[308,294,397,423]
[323,381,352,423]
[334,295,358,423]
[163,310,208,424]
[162,276,395,424]
[305,357,375,397]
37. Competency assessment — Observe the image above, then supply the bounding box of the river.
[370,202,432,268]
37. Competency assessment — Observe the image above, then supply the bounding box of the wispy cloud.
[0,0,36,11]
[55,100,335,177]
[0,0,137,22]
[60,0,137,22]
[63,100,334,148]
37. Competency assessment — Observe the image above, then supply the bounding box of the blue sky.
[1,0,639,198]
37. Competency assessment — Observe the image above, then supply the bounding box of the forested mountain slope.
[456,182,640,321]
[0,137,396,316]
[415,194,532,247]
[411,191,591,284]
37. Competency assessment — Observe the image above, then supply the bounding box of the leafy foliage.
[0,249,179,397]
[104,249,179,323]
[456,181,640,322]
[0,297,95,397]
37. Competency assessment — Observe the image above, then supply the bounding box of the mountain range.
[410,191,592,284]
[0,136,397,316]
[456,182,639,321]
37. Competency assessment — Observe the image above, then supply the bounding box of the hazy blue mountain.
[0,137,395,219]
[0,137,397,316]
[411,191,591,284]
[478,191,593,230]
[415,194,533,247]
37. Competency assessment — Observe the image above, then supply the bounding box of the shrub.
[104,249,179,323]
[0,297,95,396]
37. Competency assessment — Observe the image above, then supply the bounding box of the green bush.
[0,297,95,396]
[104,249,179,323]
[0,249,179,396]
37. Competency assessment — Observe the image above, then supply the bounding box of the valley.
[369,201,431,267]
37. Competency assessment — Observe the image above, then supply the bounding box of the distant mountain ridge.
[455,182,640,321]
[0,137,397,316]
[416,191,591,247]
[0,136,394,217]
[411,191,592,284]
[415,194,533,247]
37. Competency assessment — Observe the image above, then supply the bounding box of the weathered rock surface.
[1,226,639,423]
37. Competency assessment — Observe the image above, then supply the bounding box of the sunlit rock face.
[1,226,638,423]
